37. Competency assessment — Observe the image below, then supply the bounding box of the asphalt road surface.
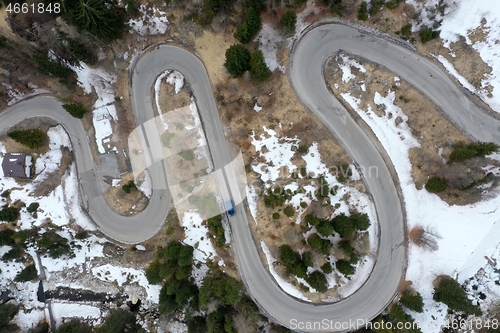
[1,21,499,333]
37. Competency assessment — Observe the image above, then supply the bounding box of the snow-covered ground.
[182,211,223,266]
[409,0,500,112]
[128,4,169,36]
[336,55,500,332]
[250,125,378,301]
[51,302,102,326]
[0,126,94,231]
[254,25,286,72]
[0,127,162,329]
[69,62,118,154]
[91,264,161,302]
[5,83,49,107]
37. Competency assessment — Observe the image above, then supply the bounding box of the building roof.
[1,153,32,178]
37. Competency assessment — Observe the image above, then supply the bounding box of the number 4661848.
[6,2,61,14]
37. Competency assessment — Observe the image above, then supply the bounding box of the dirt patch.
[103,173,149,216]
[325,54,500,205]
[194,29,236,87]
[157,75,192,114]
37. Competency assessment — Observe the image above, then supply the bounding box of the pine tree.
[249,50,271,82]
[235,8,261,44]
[8,129,46,149]
[280,10,297,34]
[62,0,126,41]
[224,44,251,77]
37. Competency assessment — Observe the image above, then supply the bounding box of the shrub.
[449,148,479,161]
[0,35,7,48]
[278,244,307,278]
[235,8,261,44]
[14,264,38,282]
[242,0,264,11]
[96,309,143,333]
[316,220,334,237]
[27,202,39,214]
[369,0,385,14]
[283,205,295,217]
[2,246,24,262]
[28,321,50,333]
[122,180,137,193]
[178,244,194,267]
[331,214,356,238]
[351,213,370,231]
[67,39,97,65]
[8,129,46,149]
[449,142,499,161]
[305,270,328,293]
[297,145,309,154]
[63,0,126,42]
[199,0,234,24]
[199,272,242,308]
[37,230,71,259]
[304,214,322,227]
[33,54,72,79]
[145,260,162,284]
[307,233,330,255]
[0,229,15,246]
[272,212,280,219]
[158,284,177,315]
[318,0,342,15]
[56,319,92,333]
[163,241,182,259]
[188,316,207,333]
[425,177,447,193]
[336,259,355,277]
[433,276,481,316]
[0,207,20,222]
[321,262,332,274]
[62,103,88,119]
[338,239,355,258]
[75,231,89,240]
[0,302,19,328]
[264,187,292,208]
[206,307,228,333]
[357,1,368,21]
[315,176,330,198]
[224,44,251,77]
[235,295,260,324]
[387,304,421,332]
[280,10,297,34]
[1,190,9,198]
[249,50,271,82]
[400,23,412,38]
[419,28,440,43]
[124,0,138,16]
[386,0,404,10]
[400,290,424,313]
[470,141,499,156]
[207,214,226,247]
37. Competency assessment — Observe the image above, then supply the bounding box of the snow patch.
[128,4,169,36]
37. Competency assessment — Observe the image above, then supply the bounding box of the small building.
[1,153,32,178]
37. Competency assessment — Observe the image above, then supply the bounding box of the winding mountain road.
[1,20,499,333]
